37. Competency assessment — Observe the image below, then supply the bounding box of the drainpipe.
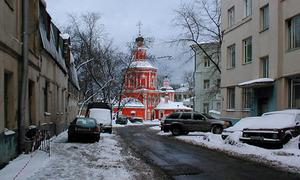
[190,45,197,112]
[19,0,29,153]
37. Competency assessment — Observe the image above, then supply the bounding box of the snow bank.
[155,128,300,173]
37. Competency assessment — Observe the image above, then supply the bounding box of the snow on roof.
[115,98,145,108]
[155,100,192,110]
[238,78,274,86]
[60,33,70,40]
[129,60,157,69]
[175,86,189,93]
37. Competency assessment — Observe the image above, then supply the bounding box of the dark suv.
[161,112,231,136]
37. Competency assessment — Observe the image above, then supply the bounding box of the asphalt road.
[116,125,300,180]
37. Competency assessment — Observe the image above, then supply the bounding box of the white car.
[221,117,261,140]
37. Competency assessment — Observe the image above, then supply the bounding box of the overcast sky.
[45,0,194,84]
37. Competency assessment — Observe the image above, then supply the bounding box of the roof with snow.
[155,99,192,110]
[129,60,157,69]
[175,86,190,93]
[114,98,145,108]
[238,78,274,87]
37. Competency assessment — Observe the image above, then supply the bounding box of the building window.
[260,56,269,78]
[245,0,252,17]
[228,6,235,27]
[217,102,221,110]
[260,4,269,31]
[227,87,235,109]
[243,37,252,63]
[227,44,236,68]
[203,103,209,114]
[288,15,300,49]
[242,88,252,109]
[204,56,210,67]
[290,79,300,108]
[216,79,221,88]
[204,80,210,89]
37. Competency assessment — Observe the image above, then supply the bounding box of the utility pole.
[19,0,29,153]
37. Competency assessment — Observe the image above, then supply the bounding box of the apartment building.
[192,43,221,114]
[221,0,300,119]
[0,0,79,166]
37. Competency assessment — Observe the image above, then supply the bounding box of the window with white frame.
[227,87,235,109]
[260,56,269,78]
[242,88,252,109]
[290,79,300,108]
[204,56,210,67]
[227,44,236,68]
[288,15,300,49]
[260,4,269,31]
[228,6,235,27]
[204,80,210,89]
[243,37,252,63]
[245,0,252,17]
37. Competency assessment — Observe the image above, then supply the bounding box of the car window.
[76,118,96,128]
[167,113,180,119]
[193,113,205,120]
[180,113,191,120]
[202,113,214,119]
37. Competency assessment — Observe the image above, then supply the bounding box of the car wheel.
[171,126,182,136]
[211,126,223,134]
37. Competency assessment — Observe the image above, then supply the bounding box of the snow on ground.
[0,131,153,180]
[151,126,300,174]
[112,119,160,127]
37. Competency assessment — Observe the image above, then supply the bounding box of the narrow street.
[116,125,300,180]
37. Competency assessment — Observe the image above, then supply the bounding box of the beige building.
[0,0,79,166]
[221,0,300,119]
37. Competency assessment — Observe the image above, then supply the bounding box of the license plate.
[251,136,264,141]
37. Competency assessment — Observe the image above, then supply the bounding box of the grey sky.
[45,0,194,83]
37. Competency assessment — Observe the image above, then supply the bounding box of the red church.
[113,33,191,120]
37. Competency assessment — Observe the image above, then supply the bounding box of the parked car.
[161,112,231,136]
[68,117,100,142]
[239,110,300,145]
[129,116,143,123]
[86,102,112,133]
[221,117,260,140]
[116,115,128,125]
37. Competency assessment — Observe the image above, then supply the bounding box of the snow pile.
[4,128,16,136]
[154,128,300,173]
[150,126,161,130]
[238,78,274,86]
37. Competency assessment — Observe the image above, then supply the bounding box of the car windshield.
[202,113,215,119]
[76,118,96,128]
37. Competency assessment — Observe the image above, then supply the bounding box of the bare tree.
[172,0,222,73]
[65,12,123,107]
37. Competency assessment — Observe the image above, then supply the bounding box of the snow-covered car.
[68,117,100,142]
[86,102,113,133]
[240,110,300,145]
[221,117,260,140]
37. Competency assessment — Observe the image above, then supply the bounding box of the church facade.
[113,34,190,120]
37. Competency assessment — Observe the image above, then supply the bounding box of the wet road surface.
[116,125,300,180]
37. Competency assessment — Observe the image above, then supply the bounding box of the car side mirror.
[296,122,300,125]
